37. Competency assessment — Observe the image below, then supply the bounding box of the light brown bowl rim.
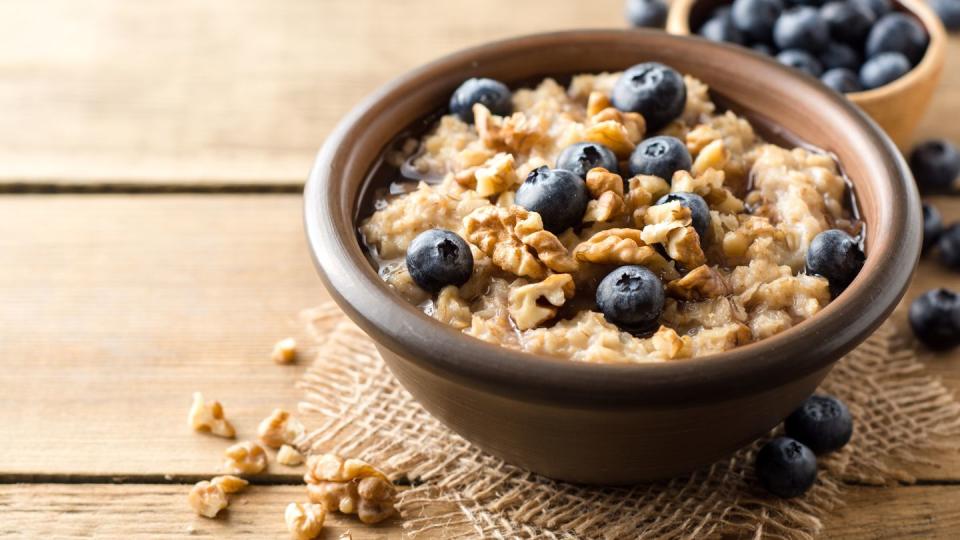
[304,29,920,408]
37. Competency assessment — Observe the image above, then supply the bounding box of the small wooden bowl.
[666,0,948,149]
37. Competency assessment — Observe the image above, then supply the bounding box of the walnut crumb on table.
[188,392,236,438]
[278,444,305,466]
[257,408,305,449]
[223,441,268,475]
[272,337,298,364]
[304,454,398,524]
[285,502,326,540]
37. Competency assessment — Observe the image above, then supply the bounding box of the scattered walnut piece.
[188,480,229,518]
[304,454,397,525]
[585,168,625,198]
[666,265,731,301]
[651,326,692,360]
[211,475,249,494]
[577,120,636,158]
[271,338,298,365]
[690,138,728,177]
[474,152,520,197]
[586,91,611,117]
[463,205,576,279]
[473,104,544,154]
[508,273,576,330]
[188,392,236,439]
[641,202,707,269]
[574,228,680,280]
[285,502,326,540]
[582,168,627,224]
[433,286,472,330]
[671,168,744,214]
[257,409,305,449]
[223,441,268,475]
[277,444,305,467]
[589,107,646,144]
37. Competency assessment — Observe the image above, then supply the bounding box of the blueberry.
[556,142,619,179]
[805,229,865,296]
[851,0,893,18]
[755,437,818,498]
[910,139,960,192]
[819,42,860,71]
[774,7,830,53]
[514,166,589,233]
[785,395,853,454]
[786,0,827,6]
[628,136,692,181]
[859,52,911,90]
[656,192,711,241]
[699,13,748,44]
[449,78,512,124]
[821,68,862,93]
[752,43,777,56]
[865,13,929,65]
[405,229,474,294]
[820,1,876,45]
[909,288,960,350]
[923,203,944,252]
[931,0,960,31]
[611,63,687,132]
[732,0,785,43]
[939,223,960,270]
[625,0,668,28]
[776,49,824,77]
[596,265,665,330]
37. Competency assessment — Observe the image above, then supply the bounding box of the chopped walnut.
[258,409,305,449]
[271,338,298,365]
[590,107,646,145]
[473,152,520,197]
[651,326,692,360]
[432,286,473,329]
[473,104,544,154]
[641,202,707,269]
[463,205,576,279]
[277,444,305,467]
[666,265,731,301]
[573,228,679,280]
[690,138,728,177]
[508,273,575,330]
[625,174,672,225]
[223,441,268,475]
[585,168,625,197]
[304,454,397,525]
[188,480,229,518]
[576,120,636,158]
[211,475,249,494]
[285,502,326,540]
[583,168,627,223]
[188,392,236,439]
[586,91,611,117]
[672,168,744,214]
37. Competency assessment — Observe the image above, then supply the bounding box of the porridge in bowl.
[358,62,865,364]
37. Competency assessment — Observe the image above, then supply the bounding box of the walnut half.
[508,274,575,330]
[188,392,236,439]
[573,228,680,281]
[463,205,576,279]
[304,454,397,525]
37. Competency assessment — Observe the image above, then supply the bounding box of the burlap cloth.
[296,303,960,539]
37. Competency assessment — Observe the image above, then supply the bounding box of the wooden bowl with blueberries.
[666,0,947,149]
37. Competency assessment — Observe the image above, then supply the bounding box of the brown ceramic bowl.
[304,30,921,484]
[666,0,948,149]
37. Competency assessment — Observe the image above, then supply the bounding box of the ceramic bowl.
[304,30,921,484]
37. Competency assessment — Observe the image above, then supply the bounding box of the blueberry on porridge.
[358,62,865,363]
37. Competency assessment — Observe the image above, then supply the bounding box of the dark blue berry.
[449,78,512,124]
[625,0,669,28]
[556,142,619,179]
[699,13,747,44]
[910,139,960,192]
[923,203,944,252]
[859,52,911,89]
[656,192,711,241]
[821,68,862,93]
[732,0,784,43]
[514,166,589,233]
[851,0,893,18]
[774,7,831,53]
[786,0,827,6]
[931,0,960,31]
[785,395,853,454]
[865,13,929,65]
[755,437,818,498]
[819,42,861,71]
[405,229,474,294]
[752,43,777,56]
[628,136,692,181]
[611,63,687,132]
[596,265,665,330]
[805,229,865,296]
[777,49,824,77]
[939,223,960,270]
[820,1,875,46]
[909,288,960,350]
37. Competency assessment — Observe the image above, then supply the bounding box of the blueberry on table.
[776,49,824,77]
[556,142,619,179]
[851,0,893,19]
[930,0,960,31]
[805,229,865,296]
[731,0,785,43]
[596,265,665,330]
[405,229,474,294]
[449,78,512,124]
[922,202,944,252]
[755,437,818,498]
[514,166,590,234]
[859,52,911,90]
[821,68,862,93]
[628,136,692,181]
[656,192,711,241]
[939,223,960,270]
[773,7,831,53]
[865,13,929,66]
[625,0,669,29]
[910,139,960,192]
[909,288,960,350]
[819,42,860,71]
[699,13,747,44]
[784,395,854,454]
[820,1,876,45]
[611,63,687,133]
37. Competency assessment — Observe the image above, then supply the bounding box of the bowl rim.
[304,29,921,409]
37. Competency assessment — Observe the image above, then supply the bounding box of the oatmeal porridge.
[358,62,865,364]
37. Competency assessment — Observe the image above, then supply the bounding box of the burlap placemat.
[296,303,960,539]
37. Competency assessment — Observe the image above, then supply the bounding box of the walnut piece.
[473,104,544,154]
[304,454,397,524]
[582,168,627,224]
[577,120,636,158]
[432,286,472,329]
[188,392,236,439]
[474,152,520,197]
[666,265,731,301]
[277,444,305,466]
[272,338,298,365]
[188,480,229,518]
[641,202,707,269]
[257,409,305,449]
[463,205,576,279]
[211,475,249,494]
[223,441,268,475]
[573,228,679,280]
[285,502,326,540]
[508,273,575,330]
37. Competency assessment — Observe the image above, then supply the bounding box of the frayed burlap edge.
[295,303,960,539]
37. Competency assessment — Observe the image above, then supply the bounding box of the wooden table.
[0,1,957,537]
